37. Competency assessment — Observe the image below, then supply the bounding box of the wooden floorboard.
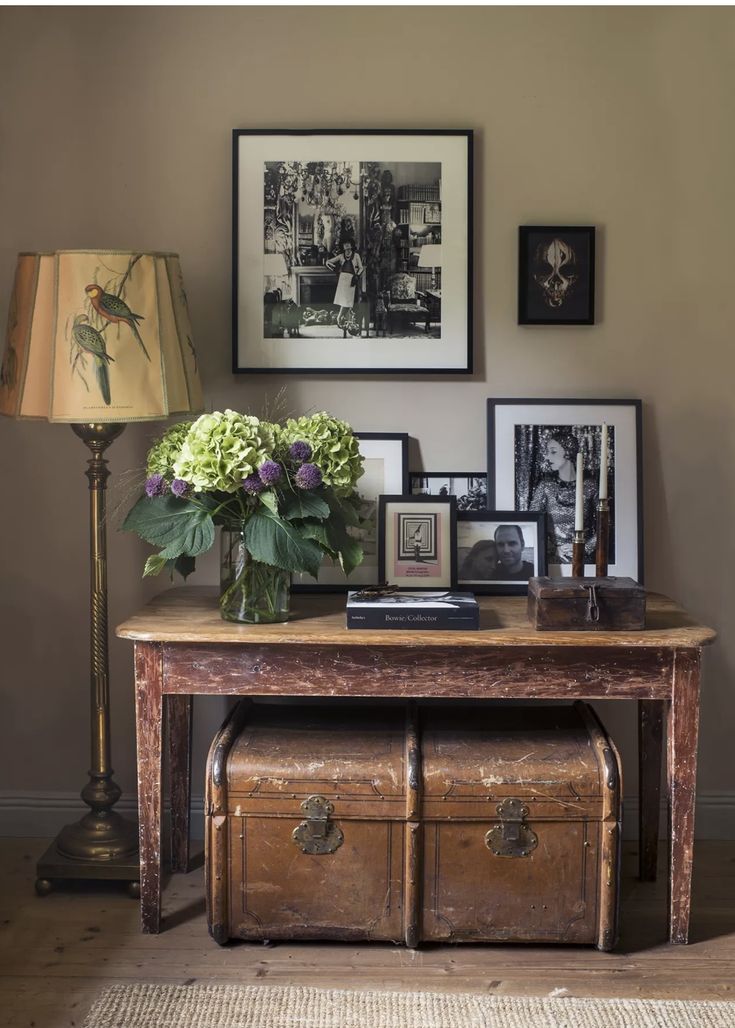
[1,839,735,1028]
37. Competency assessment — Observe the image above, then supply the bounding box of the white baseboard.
[1,791,734,841]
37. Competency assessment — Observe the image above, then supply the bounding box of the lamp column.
[36,424,139,896]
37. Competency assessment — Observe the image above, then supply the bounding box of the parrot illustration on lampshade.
[85,283,150,361]
[71,315,115,405]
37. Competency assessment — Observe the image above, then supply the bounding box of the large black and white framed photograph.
[292,432,409,592]
[233,130,473,373]
[487,399,643,581]
[378,495,456,590]
[410,471,487,510]
[457,511,547,595]
[518,226,595,325]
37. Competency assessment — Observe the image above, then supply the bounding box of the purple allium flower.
[288,440,312,463]
[145,473,167,498]
[258,460,282,486]
[170,478,190,498]
[295,462,323,490]
[242,473,266,495]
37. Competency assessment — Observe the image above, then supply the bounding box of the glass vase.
[219,527,290,624]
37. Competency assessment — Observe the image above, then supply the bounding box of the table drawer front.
[164,643,673,699]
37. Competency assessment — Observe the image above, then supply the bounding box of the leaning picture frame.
[378,494,457,590]
[456,510,547,595]
[487,398,643,581]
[233,129,473,373]
[518,226,595,325]
[291,432,409,592]
[410,471,487,511]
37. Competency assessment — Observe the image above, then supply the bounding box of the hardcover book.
[346,591,479,631]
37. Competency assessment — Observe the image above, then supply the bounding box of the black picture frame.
[409,471,487,511]
[487,398,643,582]
[378,494,457,590]
[456,510,547,595]
[291,431,409,593]
[518,226,595,325]
[233,129,473,374]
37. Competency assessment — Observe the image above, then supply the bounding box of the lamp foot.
[36,824,140,889]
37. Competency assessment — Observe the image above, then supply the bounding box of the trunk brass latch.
[485,798,538,858]
[292,794,344,855]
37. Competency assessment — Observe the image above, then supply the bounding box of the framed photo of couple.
[457,512,547,595]
[487,398,643,581]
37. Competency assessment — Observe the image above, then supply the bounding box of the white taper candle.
[599,424,608,500]
[575,452,584,531]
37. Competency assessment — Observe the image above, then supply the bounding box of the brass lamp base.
[35,792,139,896]
[35,422,139,898]
[57,809,139,862]
[36,830,140,898]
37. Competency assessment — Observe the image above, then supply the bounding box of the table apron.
[158,643,677,699]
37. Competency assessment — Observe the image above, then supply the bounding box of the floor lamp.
[0,250,203,893]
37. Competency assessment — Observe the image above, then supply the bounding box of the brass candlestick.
[572,529,585,579]
[36,424,139,896]
[595,498,610,578]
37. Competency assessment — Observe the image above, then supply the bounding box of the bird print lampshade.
[0,250,203,422]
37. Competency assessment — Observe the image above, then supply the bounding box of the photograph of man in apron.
[325,239,364,328]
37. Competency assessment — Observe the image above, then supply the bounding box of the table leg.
[638,699,664,881]
[134,642,164,933]
[667,648,702,944]
[167,695,193,874]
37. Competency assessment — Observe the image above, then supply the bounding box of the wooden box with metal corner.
[527,575,646,631]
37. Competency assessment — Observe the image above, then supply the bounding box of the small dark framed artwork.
[410,472,487,511]
[518,226,595,325]
[378,494,456,590]
[457,511,547,595]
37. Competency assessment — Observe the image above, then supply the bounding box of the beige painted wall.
[1,7,733,831]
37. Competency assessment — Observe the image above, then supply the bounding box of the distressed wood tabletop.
[116,586,716,649]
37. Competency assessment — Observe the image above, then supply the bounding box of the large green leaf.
[326,520,364,578]
[172,553,197,580]
[143,553,168,578]
[143,552,197,580]
[301,519,337,557]
[281,490,330,521]
[322,487,360,528]
[243,510,323,578]
[258,489,279,516]
[123,494,215,558]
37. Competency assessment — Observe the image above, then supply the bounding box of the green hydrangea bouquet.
[123,409,364,623]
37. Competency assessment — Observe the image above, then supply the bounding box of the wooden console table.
[117,587,715,941]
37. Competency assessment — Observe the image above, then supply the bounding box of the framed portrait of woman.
[487,398,643,582]
[233,129,473,373]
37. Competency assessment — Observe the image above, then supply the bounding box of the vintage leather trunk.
[528,575,646,631]
[420,702,621,949]
[207,700,621,950]
[206,701,419,946]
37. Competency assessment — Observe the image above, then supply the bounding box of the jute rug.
[82,982,735,1028]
